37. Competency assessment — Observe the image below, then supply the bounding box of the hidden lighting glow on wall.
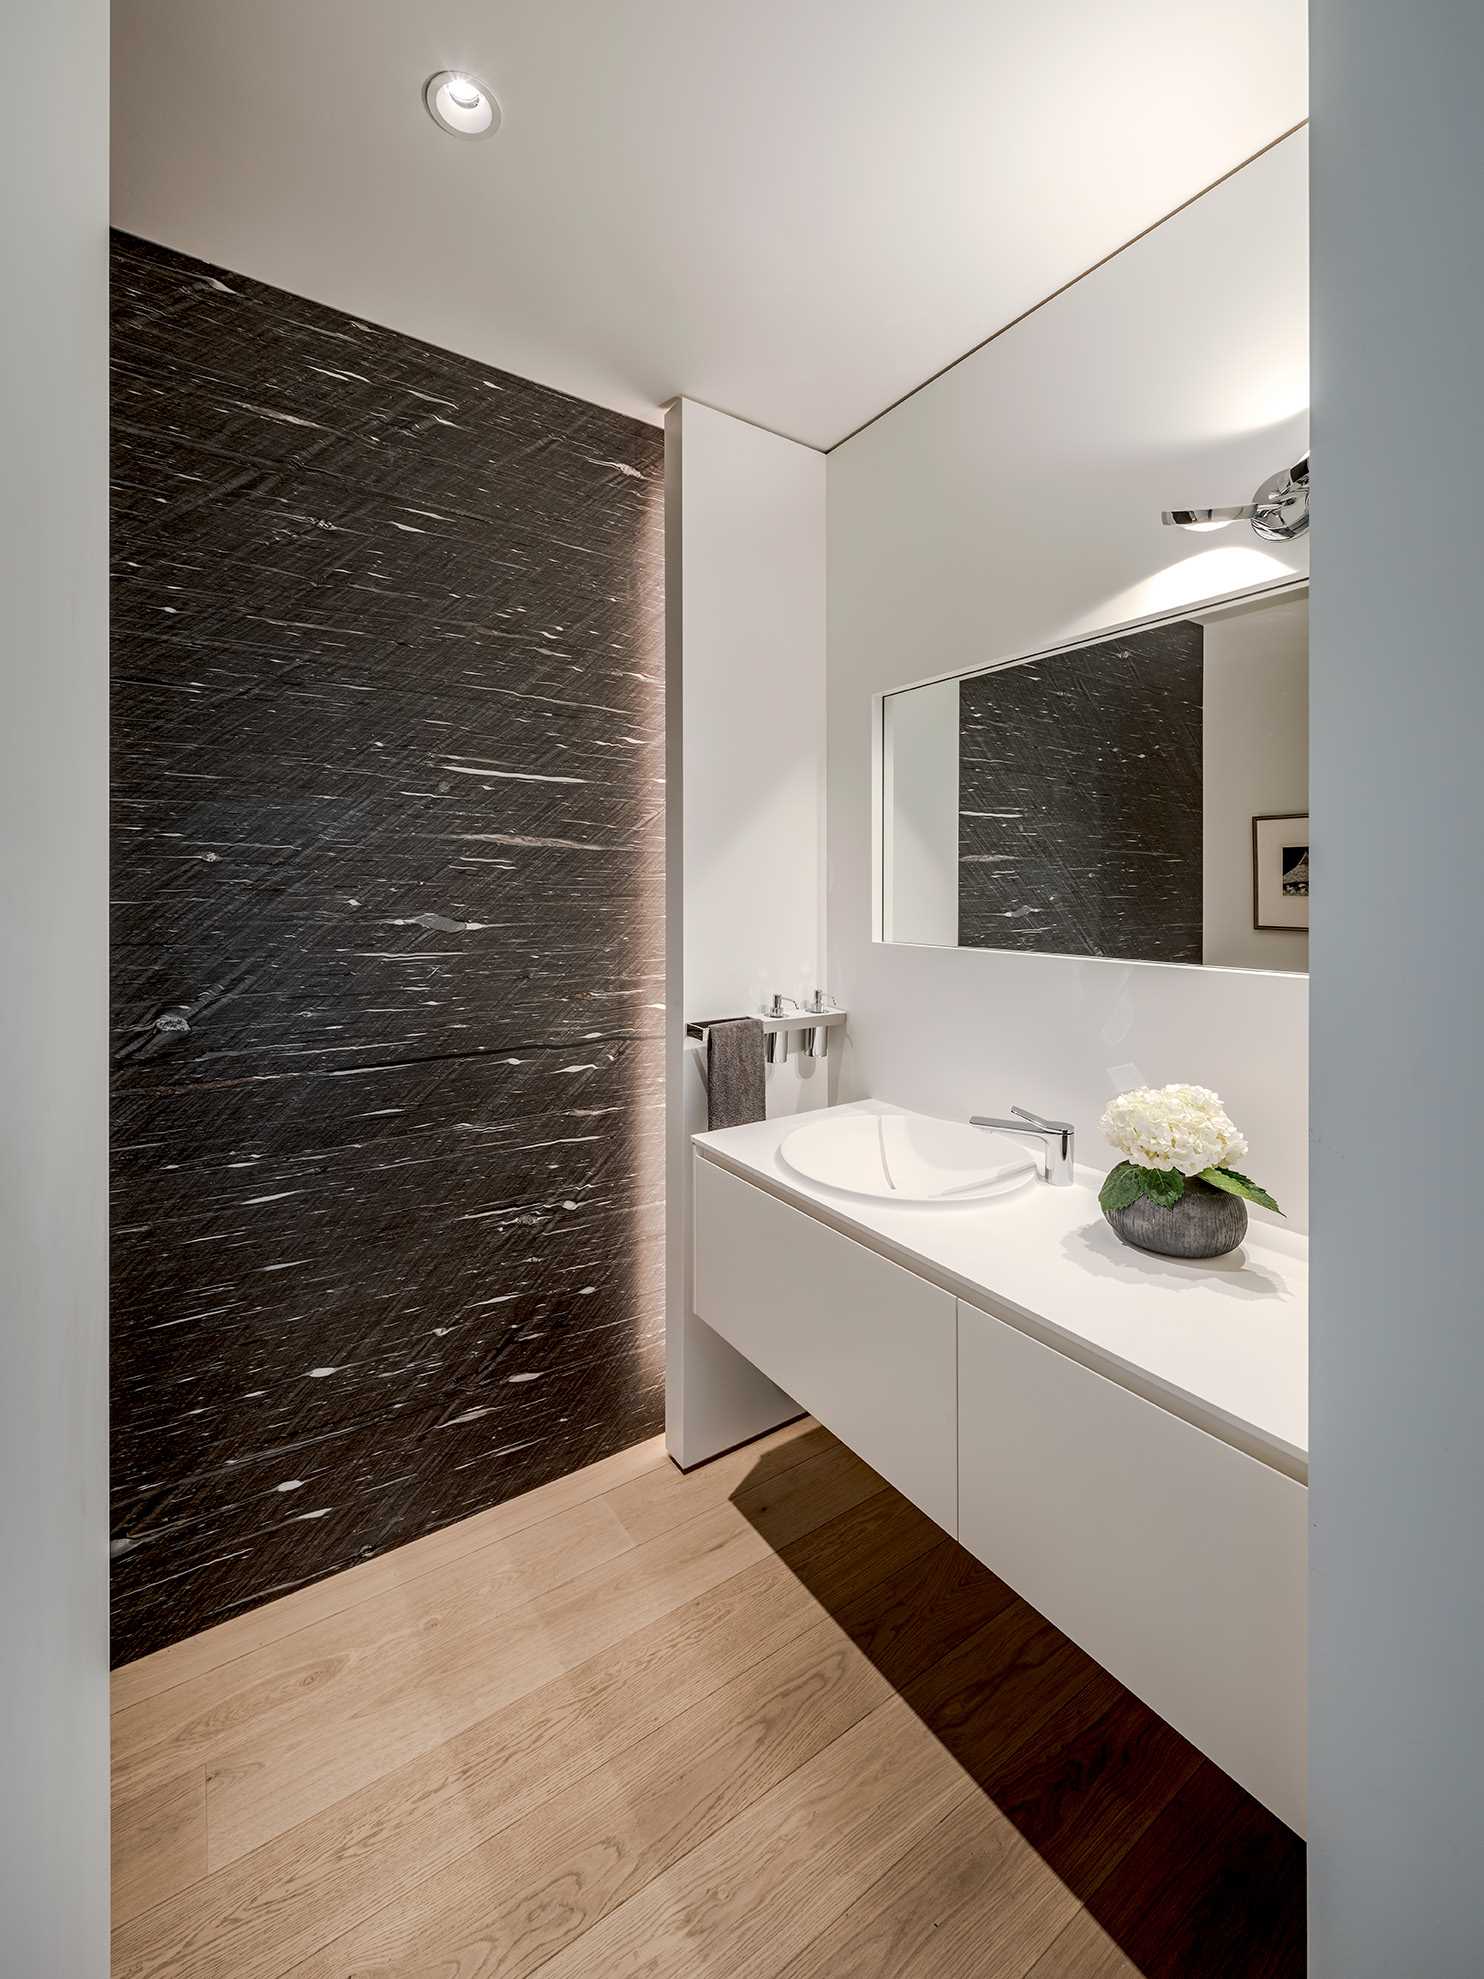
[424,70,501,139]
[1120,545,1298,621]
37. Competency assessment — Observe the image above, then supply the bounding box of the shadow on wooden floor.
[734,1431,1305,1977]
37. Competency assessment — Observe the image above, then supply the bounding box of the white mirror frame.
[871,572,1310,975]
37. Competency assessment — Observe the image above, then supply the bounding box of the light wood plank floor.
[112,1420,1305,1978]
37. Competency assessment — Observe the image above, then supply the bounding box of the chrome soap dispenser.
[763,993,798,1064]
[804,989,837,1059]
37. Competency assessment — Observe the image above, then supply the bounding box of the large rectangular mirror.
[881,584,1308,973]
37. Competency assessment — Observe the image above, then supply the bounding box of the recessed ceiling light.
[424,70,501,140]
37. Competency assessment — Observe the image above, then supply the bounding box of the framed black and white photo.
[1253,813,1309,931]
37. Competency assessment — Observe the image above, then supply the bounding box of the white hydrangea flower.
[1099,1083,1249,1178]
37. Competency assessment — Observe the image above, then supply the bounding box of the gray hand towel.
[705,1017,767,1130]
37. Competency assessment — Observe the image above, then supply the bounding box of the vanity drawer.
[957,1297,1307,1833]
[693,1154,957,1533]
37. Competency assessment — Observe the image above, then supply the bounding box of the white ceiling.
[111,1,1307,450]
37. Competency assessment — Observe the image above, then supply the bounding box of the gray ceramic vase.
[1104,1177,1248,1260]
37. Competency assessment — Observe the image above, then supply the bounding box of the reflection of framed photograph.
[1253,814,1309,931]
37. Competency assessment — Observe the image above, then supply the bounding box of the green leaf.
[1098,1162,1146,1213]
[1199,1166,1284,1216]
[1139,1167,1185,1208]
[1100,1163,1186,1211]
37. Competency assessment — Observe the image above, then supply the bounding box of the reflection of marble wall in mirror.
[881,584,1307,975]
[957,619,1203,964]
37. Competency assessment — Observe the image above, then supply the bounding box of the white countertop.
[694,1099,1308,1480]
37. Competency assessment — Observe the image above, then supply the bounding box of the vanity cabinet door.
[693,1154,957,1533]
[957,1296,1307,1834]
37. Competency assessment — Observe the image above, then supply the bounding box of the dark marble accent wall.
[109,231,665,1667]
[958,620,1203,963]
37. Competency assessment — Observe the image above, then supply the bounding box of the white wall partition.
[0,1,111,1969]
[665,400,828,1465]
[827,131,1312,1227]
[1309,8,1484,1971]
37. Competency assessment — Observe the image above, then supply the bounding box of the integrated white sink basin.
[779,1110,1037,1205]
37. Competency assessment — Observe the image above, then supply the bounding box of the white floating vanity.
[692,1098,1308,1834]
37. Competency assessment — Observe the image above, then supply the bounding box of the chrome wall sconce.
[1162,454,1309,542]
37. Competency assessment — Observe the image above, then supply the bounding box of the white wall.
[883,677,960,947]
[1202,593,1309,971]
[1309,9,1484,1970]
[0,2,111,1971]
[665,400,828,1465]
[827,131,1311,1228]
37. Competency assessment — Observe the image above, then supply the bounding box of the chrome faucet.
[970,1105,1076,1186]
